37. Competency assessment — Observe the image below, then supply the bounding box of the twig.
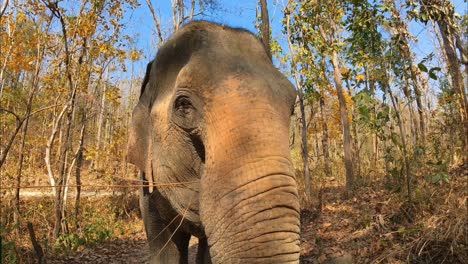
[148,211,182,245]
[155,198,192,259]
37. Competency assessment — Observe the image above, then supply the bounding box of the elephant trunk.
[200,95,300,263]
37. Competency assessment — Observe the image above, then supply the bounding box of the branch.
[0,103,61,172]
[27,104,63,118]
[181,12,203,24]
[145,0,164,44]
[0,0,8,20]
[0,120,23,169]
[0,108,21,123]
[189,0,195,21]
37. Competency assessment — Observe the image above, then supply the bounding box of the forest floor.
[8,164,467,264]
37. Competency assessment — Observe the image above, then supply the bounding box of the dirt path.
[47,233,200,264]
[49,238,149,264]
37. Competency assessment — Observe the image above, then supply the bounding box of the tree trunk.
[14,117,28,229]
[331,52,354,194]
[437,20,468,160]
[387,86,412,203]
[299,92,311,196]
[285,12,311,198]
[320,96,331,177]
[345,78,361,180]
[75,115,86,228]
[259,0,271,60]
[95,75,107,170]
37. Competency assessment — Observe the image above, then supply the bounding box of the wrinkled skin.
[127,21,300,264]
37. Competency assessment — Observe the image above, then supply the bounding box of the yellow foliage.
[99,43,110,53]
[356,74,365,82]
[129,50,141,61]
[340,67,350,76]
[17,11,27,23]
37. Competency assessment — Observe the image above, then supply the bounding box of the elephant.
[127,21,300,264]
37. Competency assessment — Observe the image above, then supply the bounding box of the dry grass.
[300,164,467,264]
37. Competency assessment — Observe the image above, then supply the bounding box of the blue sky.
[121,1,287,80]
[120,0,466,90]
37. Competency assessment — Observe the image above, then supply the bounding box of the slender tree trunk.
[95,74,107,170]
[14,117,28,229]
[387,84,412,203]
[189,0,195,20]
[402,78,419,147]
[285,12,311,197]
[75,119,85,228]
[331,52,354,194]
[298,89,311,197]
[171,0,184,31]
[259,0,271,60]
[45,105,68,198]
[145,0,164,45]
[412,74,426,144]
[345,78,361,180]
[320,96,331,177]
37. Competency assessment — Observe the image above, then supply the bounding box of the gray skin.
[127,21,300,264]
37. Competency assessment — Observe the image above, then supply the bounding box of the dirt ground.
[48,233,204,264]
[23,167,467,264]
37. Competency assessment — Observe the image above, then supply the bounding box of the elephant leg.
[139,171,190,264]
[196,237,211,264]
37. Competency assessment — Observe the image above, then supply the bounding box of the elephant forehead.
[204,75,289,116]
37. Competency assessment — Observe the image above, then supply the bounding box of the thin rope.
[0,181,198,190]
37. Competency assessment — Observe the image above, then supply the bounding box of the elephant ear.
[127,61,153,171]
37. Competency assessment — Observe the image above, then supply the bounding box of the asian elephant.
[127,21,300,264]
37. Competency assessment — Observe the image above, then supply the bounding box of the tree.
[284,6,312,198]
[409,0,467,161]
[287,0,355,194]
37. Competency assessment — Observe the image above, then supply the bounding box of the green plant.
[425,161,450,185]
[1,225,18,264]
[54,215,117,253]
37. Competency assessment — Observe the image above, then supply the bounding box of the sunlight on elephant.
[127,21,300,264]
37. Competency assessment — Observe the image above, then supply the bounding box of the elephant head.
[128,21,300,263]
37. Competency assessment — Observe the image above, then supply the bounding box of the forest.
[0,0,466,263]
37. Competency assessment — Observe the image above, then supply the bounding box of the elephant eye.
[174,96,194,117]
[172,94,201,131]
